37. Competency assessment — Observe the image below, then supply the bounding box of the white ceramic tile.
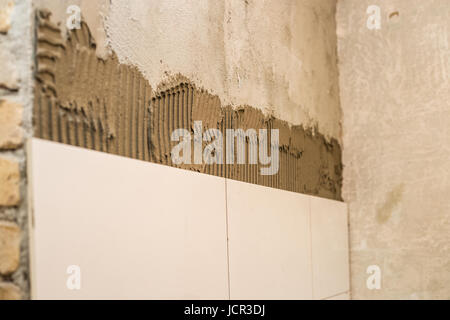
[28,138,229,300]
[325,292,350,300]
[226,179,313,300]
[310,196,349,300]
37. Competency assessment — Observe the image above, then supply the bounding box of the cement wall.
[32,0,343,200]
[35,0,342,143]
[337,0,450,299]
[3,0,446,300]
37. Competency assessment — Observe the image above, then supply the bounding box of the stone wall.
[337,0,450,299]
[0,0,33,300]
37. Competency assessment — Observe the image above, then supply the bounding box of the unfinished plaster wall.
[35,0,342,143]
[107,0,342,143]
[337,0,450,299]
[32,0,343,200]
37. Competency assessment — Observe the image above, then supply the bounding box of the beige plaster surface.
[34,0,342,143]
[337,0,450,299]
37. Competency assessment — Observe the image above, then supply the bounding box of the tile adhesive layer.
[33,10,343,200]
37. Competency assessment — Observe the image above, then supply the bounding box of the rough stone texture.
[0,158,20,206]
[0,221,20,274]
[35,0,342,143]
[337,0,450,299]
[0,0,33,299]
[0,0,19,90]
[0,48,19,91]
[0,0,14,34]
[0,99,23,149]
[0,282,21,300]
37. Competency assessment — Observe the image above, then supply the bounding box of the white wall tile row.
[28,138,350,300]
[226,180,312,299]
[310,197,350,300]
[226,180,349,300]
[28,139,229,300]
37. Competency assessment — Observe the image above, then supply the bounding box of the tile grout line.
[346,204,352,300]
[225,178,231,300]
[321,291,350,300]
